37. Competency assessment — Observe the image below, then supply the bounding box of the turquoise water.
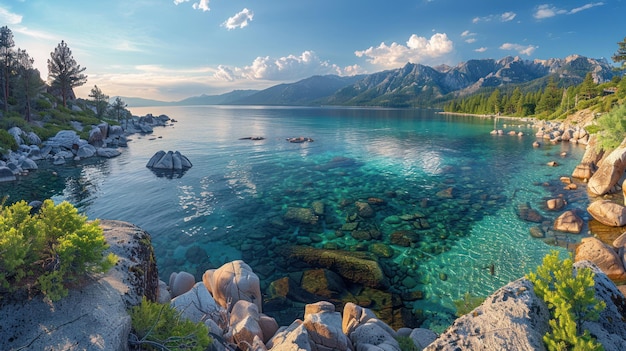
[1,106,589,329]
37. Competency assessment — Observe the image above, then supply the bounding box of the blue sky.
[1,0,623,101]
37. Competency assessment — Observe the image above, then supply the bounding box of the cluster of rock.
[534,120,591,144]
[0,113,174,182]
[164,259,437,351]
[146,150,193,170]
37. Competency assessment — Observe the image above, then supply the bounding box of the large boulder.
[97,147,121,158]
[89,126,105,147]
[424,278,550,351]
[553,210,584,234]
[0,219,159,351]
[76,144,97,158]
[171,282,221,324]
[572,134,604,180]
[587,141,626,195]
[229,300,264,351]
[575,237,626,282]
[146,150,193,170]
[587,200,626,227]
[202,260,263,312]
[302,302,352,351]
[0,166,16,182]
[266,321,312,351]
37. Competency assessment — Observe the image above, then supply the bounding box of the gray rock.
[410,328,438,349]
[77,144,97,158]
[171,282,221,324]
[0,166,16,182]
[26,131,42,145]
[8,126,24,145]
[303,303,352,351]
[97,147,121,158]
[146,150,166,168]
[350,320,400,351]
[169,271,196,298]
[19,157,38,170]
[89,126,105,147]
[424,278,550,351]
[47,130,80,150]
[266,321,312,351]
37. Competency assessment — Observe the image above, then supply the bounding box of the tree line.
[444,37,626,120]
[0,25,127,122]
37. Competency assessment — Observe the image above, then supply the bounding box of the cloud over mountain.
[354,33,454,68]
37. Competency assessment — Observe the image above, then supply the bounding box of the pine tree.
[0,26,15,113]
[612,36,626,71]
[47,41,87,107]
[88,85,109,119]
[15,49,43,121]
[111,97,128,124]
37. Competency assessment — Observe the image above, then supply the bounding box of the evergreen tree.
[613,36,626,71]
[0,26,15,113]
[111,97,128,124]
[47,41,87,107]
[88,85,109,119]
[15,49,43,121]
[486,89,501,115]
[578,72,598,99]
[536,78,561,116]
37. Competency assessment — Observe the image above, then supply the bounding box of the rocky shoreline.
[2,109,626,350]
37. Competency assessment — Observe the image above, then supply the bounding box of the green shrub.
[0,129,18,152]
[129,297,212,351]
[526,251,605,351]
[35,98,52,110]
[595,104,626,150]
[396,335,421,351]
[0,200,116,301]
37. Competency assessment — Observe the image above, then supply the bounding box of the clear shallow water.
[1,106,589,329]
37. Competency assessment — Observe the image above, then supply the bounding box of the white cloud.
[222,8,254,30]
[0,7,23,24]
[474,47,488,53]
[193,0,210,12]
[473,11,517,23]
[499,43,537,56]
[354,33,453,68]
[174,0,210,12]
[500,12,516,22]
[534,2,603,19]
[465,38,476,44]
[461,30,475,37]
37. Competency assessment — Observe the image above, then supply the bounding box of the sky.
[1,0,624,101]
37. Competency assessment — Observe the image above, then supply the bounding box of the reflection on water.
[0,106,589,330]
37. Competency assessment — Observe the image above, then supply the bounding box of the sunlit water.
[1,106,589,330]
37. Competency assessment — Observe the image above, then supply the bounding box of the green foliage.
[526,251,605,351]
[595,103,626,150]
[0,129,18,153]
[129,297,212,351]
[396,335,421,351]
[0,200,116,301]
[453,292,485,317]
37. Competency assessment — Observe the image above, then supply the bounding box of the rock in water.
[146,150,193,170]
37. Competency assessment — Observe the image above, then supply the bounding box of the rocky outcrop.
[576,237,626,283]
[425,261,626,351]
[587,140,626,195]
[0,219,159,351]
[203,260,263,312]
[553,210,584,234]
[572,134,604,180]
[146,150,193,170]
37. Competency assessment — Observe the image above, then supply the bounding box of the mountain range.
[119,55,616,108]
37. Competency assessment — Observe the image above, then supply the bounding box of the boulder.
[587,142,626,195]
[587,200,626,227]
[26,131,42,145]
[425,278,550,351]
[146,150,193,170]
[553,210,584,234]
[410,328,438,350]
[266,321,312,351]
[546,198,565,211]
[169,271,197,298]
[0,219,159,351]
[8,126,24,145]
[19,157,38,171]
[89,126,105,147]
[171,282,221,324]
[203,260,263,312]
[97,147,121,158]
[355,201,375,217]
[284,207,318,225]
[342,302,395,338]
[572,135,604,180]
[46,130,80,150]
[516,202,544,223]
[302,302,352,351]
[349,320,400,351]
[229,300,264,351]
[575,237,626,282]
[77,144,97,158]
[276,245,388,289]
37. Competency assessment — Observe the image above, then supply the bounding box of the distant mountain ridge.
[121,55,616,108]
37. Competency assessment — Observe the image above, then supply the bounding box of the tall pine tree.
[47,40,87,107]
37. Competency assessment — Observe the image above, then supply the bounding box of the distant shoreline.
[437,111,539,124]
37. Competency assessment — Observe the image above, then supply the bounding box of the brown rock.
[301,269,347,300]
[436,187,454,198]
[276,245,388,288]
[370,243,394,258]
[553,210,584,234]
[613,232,626,248]
[546,161,558,167]
[390,230,419,247]
[575,237,626,282]
[355,201,375,218]
[529,226,545,238]
[572,163,595,180]
[546,198,565,211]
[587,200,626,227]
[516,203,544,223]
[284,207,319,225]
[587,142,626,195]
[560,176,572,184]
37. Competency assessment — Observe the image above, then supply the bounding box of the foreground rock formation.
[0,220,159,351]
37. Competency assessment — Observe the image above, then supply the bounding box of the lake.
[1,105,590,330]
